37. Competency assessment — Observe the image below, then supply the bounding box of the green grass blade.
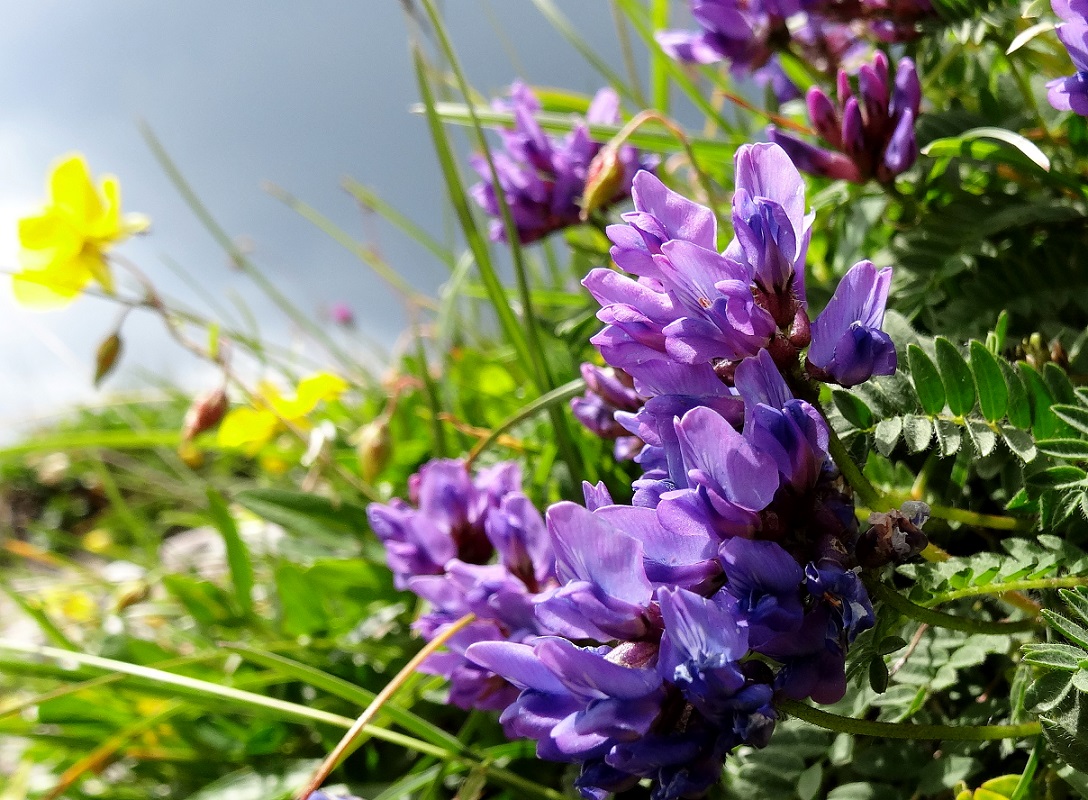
[341,177,457,273]
[410,43,534,376]
[649,0,670,111]
[205,488,255,619]
[0,581,75,650]
[468,378,586,463]
[0,430,182,459]
[424,102,738,161]
[614,0,736,134]
[419,0,588,482]
[225,645,466,755]
[0,639,451,759]
[138,122,360,375]
[264,182,436,306]
[420,0,554,391]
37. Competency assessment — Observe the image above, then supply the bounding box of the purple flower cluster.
[366,459,556,710]
[656,0,933,99]
[470,82,656,244]
[769,51,921,183]
[369,144,900,799]
[571,363,646,460]
[586,143,895,391]
[1048,0,1088,115]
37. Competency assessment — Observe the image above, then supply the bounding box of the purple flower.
[766,605,851,703]
[328,302,354,327]
[368,459,557,712]
[718,537,805,648]
[608,169,718,281]
[368,459,520,588]
[1048,0,1088,114]
[533,501,657,641]
[735,351,829,490]
[725,143,815,320]
[656,0,797,71]
[805,562,875,642]
[807,260,896,387]
[470,82,655,244]
[571,364,645,460]
[466,636,665,761]
[769,52,921,183]
[672,405,781,528]
[657,587,765,720]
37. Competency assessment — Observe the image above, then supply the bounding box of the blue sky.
[0,2,639,429]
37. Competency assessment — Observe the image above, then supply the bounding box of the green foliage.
[1023,589,1088,771]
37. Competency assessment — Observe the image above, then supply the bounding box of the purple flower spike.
[369,459,519,588]
[1048,0,1088,114]
[808,260,896,387]
[771,52,921,184]
[368,458,559,713]
[470,82,655,244]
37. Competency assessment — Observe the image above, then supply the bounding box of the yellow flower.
[217,372,348,455]
[12,154,149,309]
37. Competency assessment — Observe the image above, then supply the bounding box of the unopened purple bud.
[836,69,853,105]
[894,60,921,118]
[857,62,889,132]
[806,87,842,148]
[840,98,867,166]
[879,109,917,180]
[767,128,862,183]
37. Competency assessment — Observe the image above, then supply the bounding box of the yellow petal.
[88,175,123,238]
[217,407,280,454]
[275,372,348,419]
[11,259,95,309]
[74,248,115,294]
[18,211,83,262]
[49,154,101,228]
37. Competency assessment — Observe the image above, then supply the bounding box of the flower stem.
[927,575,1088,607]
[779,699,1041,741]
[869,581,1039,634]
[296,613,477,800]
[823,423,885,511]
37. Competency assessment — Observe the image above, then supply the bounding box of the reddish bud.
[182,388,229,441]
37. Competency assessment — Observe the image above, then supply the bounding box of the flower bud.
[353,417,392,483]
[182,387,229,441]
[94,333,123,388]
[580,145,624,220]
